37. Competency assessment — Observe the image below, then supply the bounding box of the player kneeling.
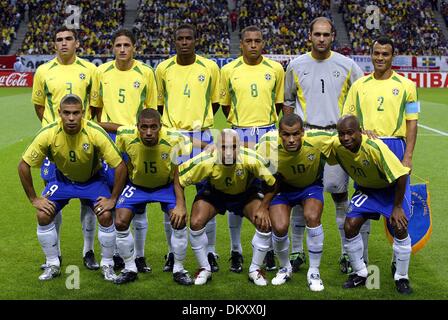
[176,129,277,286]
[113,109,194,285]
[18,94,127,281]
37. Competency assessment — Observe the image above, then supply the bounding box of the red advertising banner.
[0,71,34,87]
[0,55,16,70]
[397,72,448,88]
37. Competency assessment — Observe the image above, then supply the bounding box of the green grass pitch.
[0,87,447,300]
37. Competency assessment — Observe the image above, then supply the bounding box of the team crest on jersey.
[133,81,140,88]
[349,105,355,112]
[82,143,89,151]
[392,88,399,96]
[220,89,226,97]
[161,153,169,160]
[307,154,315,161]
[333,71,340,78]
[362,160,370,166]
[35,90,42,97]
[31,150,39,160]
[236,169,244,177]
[265,73,272,80]
[198,74,205,82]
[79,73,86,80]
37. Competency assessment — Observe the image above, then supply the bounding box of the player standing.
[284,17,365,273]
[91,29,158,273]
[155,24,221,273]
[220,25,285,272]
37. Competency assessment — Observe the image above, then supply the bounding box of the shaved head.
[337,115,361,133]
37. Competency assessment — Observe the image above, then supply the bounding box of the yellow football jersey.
[178,148,275,195]
[116,126,192,188]
[22,119,122,182]
[256,130,335,188]
[91,59,157,126]
[220,56,285,127]
[155,55,220,130]
[330,135,410,189]
[342,71,419,138]
[32,57,97,126]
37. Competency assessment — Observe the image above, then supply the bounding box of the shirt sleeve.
[375,141,410,183]
[178,154,213,187]
[31,67,45,106]
[274,63,285,104]
[145,66,158,109]
[167,130,193,158]
[251,155,276,187]
[350,61,364,84]
[90,67,102,109]
[22,129,49,167]
[210,61,221,104]
[219,66,231,106]
[342,81,358,116]
[155,64,164,106]
[284,62,297,108]
[405,81,419,121]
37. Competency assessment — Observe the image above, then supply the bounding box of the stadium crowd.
[237,0,333,55]
[0,0,21,54]
[341,0,447,55]
[18,0,125,55]
[133,0,230,56]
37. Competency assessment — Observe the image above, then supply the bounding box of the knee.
[98,211,113,227]
[272,221,288,237]
[189,214,205,231]
[304,212,321,228]
[36,211,53,226]
[344,219,358,239]
[393,227,408,240]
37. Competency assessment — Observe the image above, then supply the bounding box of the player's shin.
[132,210,148,258]
[171,227,188,273]
[393,235,411,280]
[116,227,137,272]
[249,229,271,272]
[344,233,368,277]
[98,224,116,267]
[306,224,324,272]
[206,216,217,254]
[228,212,243,253]
[290,205,305,253]
[272,233,292,270]
[360,219,371,264]
[189,227,211,271]
[164,212,173,254]
[335,201,349,254]
[53,212,62,256]
[37,222,60,266]
[80,204,96,256]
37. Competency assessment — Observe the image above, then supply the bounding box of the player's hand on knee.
[254,208,271,233]
[170,205,187,229]
[390,206,408,231]
[32,196,56,217]
[94,196,116,217]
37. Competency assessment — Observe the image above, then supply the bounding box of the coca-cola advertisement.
[0,71,34,87]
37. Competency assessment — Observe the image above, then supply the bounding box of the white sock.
[112,210,120,256]
[116,228,137,272]
[171,227,188,273]
[360,219,371,264]
[80,204,96,256]
[189,227,211,271]
[290,205,305,253]
[306,224,324,270]
[335,200,348,255]
[164,212,173,254]
[228,212,243,253]
[53,211,62,256]
[393,235,412,281]
[206,216,217,254]
[37,222,60,266]
[132,210,148,258]
[272,233,292,271]
[249,230,271,273]
[98,224,116,267]
[344,234,368,277]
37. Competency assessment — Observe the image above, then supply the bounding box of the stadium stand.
[0,0,22,54]
[18,0,125,55]
[133,0,230,56]
[442,1,448,27]
[237,0,334,55]
[341,0,447,55]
